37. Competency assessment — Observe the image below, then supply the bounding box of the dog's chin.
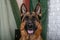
[27,30,34,35]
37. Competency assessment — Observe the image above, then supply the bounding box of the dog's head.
[20,3,42,35]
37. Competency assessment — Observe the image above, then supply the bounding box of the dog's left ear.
[34,3,42,19]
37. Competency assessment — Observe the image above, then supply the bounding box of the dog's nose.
[29,25,33,28]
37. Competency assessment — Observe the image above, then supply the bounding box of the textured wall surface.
[47,0,60,40]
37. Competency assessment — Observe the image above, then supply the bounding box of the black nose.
[27,20,33,29]
[29,25,33,28]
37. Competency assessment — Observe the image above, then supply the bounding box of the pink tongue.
[28,30,33,34]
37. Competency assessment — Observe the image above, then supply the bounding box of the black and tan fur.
[19,3,43,40]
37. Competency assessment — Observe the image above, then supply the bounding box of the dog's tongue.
[28,30,33,34]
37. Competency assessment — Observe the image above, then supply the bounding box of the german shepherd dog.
[20,3,42,40]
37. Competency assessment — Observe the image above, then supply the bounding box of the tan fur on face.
[20,21,28,40]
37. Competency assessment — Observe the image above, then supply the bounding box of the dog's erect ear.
[20,3,27,20]
[20,3,27,15]
[34,3,41,15]
[34,3,42,19]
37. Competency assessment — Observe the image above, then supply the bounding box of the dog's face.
[20,3,42,35]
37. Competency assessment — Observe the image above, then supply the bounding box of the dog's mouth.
[25,24,37,35]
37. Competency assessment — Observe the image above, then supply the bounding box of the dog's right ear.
[20,3,27,16]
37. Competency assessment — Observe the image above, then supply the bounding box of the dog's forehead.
[31,12,36,16]
[25,12,30,16]
[24,12,35,16]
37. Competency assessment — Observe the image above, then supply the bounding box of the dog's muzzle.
[25,22,37,35]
